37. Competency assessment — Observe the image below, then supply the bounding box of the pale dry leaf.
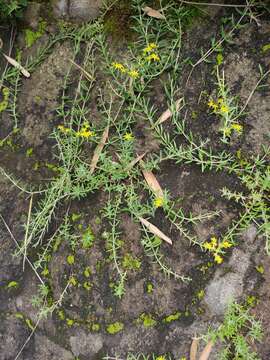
[69,59,93,81]
[198,341,214,360]
[139,217,172,245]
[125,152,147,171]
[190,338,199,360]
[90,125,109,174]
[140,161,163,198]
[155,98,183,126]
[143,6,165,19]
[3,53,30,78]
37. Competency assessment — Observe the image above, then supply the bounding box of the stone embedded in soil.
[34,333,73,360]
[19,42,73,148]
[204,226,258,316]
[0,228,21,287]
[204,272,244,316]
[0,177,24,292]
[0,315,31,359]
[69,329,103,357]
[110,325,159,357]
[21,2,42,30]
[52,0,103,22]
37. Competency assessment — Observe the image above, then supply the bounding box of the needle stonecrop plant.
[0,0,269,358]
[204,301,263,360]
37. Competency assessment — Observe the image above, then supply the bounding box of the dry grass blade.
[140,161,163,198]
[190,338,199,360]
[3,53,30,78]
[198,341,214,360]
[155,98,183,126]
[139,217,172,245]
[0,214,44,286]
[69,59,94,81]
[90,125,109,174]
[143,6,165,19]
[23,194,33,271]
[125,152,146,171]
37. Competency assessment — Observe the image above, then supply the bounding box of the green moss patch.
[106,321,124,334]
[137,313,157,328]
[25,20,46,48]
[162,311,181,323]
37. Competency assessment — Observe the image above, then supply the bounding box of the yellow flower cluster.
[223,122,243,137]
[154,197,164,208]
[58,122,94,139]
[231,123,243,133]
[128,69,139,79]
[77,122,94,138]
[143,43,158,53]
[203,236,233,264]
[155,356,166,360]
[0,87,9,112]
[112,43,160,80]
[146,53,160,62]
[143,42,160,62]
[208,97,243,137]
[208,98,229,113]
[112,62,126,73]
[112,62,139,79]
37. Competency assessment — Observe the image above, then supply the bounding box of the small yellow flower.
[210,237,218,247]
[231,123,243,134]
[207,99,218,112]
[58,125,65,131]
[123,132,134,141]
[220,104,229,113]
[77,129,94,138]
[221,240,233,249]
[203,242,213,251]
[76,122,94,138]
[207,99,215,108]
[128,69,139,79]
[143,42,158,54]
[156,356,166,360]
[154,197,164,208]
[58,125,71,133]
[146,53,160,62]
[112,62,126,73]
[214,254,223,264]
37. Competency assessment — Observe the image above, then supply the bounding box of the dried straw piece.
[155,98,183,126]
[190,338,199,360]
[140,161,163,198]
[143,6,165,19]
[90,125,109,174]
[3,53,30,78]
[198,341,213,360]
[139,217,172,245]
